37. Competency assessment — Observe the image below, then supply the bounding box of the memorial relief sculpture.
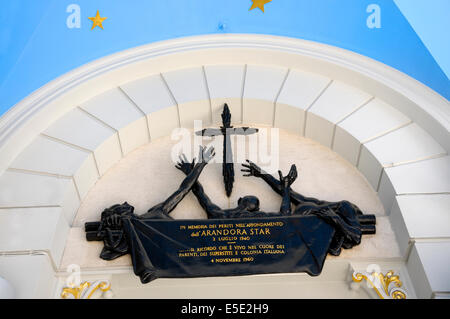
[86,124,376,283]
[176,156,376,256]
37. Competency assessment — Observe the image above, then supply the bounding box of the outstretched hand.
[278,164,297,188]
[175,153,195,175]
[175,146,215,174]
[198,145,216,163]
[241,160,264,178]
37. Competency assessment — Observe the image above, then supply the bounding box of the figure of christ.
[85,146,216,260]
[176,157,376,256]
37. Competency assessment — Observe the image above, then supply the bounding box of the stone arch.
[0,35,448,298]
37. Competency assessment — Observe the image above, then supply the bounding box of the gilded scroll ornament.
[61,280,112,299]
[352,270,407,299]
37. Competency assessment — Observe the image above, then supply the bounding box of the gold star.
[249,0,272,13]
[88,10,107,30]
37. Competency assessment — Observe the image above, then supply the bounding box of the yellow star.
[249,0,272,13]
[88,10,107,30]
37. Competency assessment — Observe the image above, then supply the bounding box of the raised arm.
[145,146,215,217]
[277,165,297,215]
[192,181,225,219]
[241,160,330,206]
[175,154,226,219]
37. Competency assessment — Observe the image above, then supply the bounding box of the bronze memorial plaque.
[85,105,376,284]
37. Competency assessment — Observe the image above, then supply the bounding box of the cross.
[196,104,258,197]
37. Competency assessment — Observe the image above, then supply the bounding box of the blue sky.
[0,0,448,117]
[394,0,450,80]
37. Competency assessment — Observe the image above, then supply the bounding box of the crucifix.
[196,104,259,197]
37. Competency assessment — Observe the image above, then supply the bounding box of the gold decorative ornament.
[249,0,272,13]
[61,280,112,299]
[352,270,407,299]
[88,10,107,30]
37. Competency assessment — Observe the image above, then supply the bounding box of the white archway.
[0,35,448,298]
